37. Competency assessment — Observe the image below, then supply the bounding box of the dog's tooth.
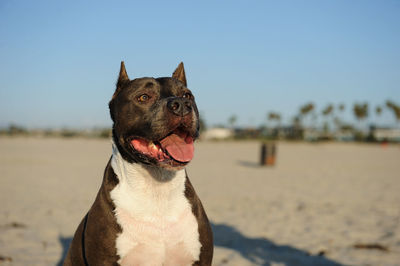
[148,142,157,149]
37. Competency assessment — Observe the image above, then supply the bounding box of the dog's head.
[109,62,199,170]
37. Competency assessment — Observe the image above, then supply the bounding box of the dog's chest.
[110,152,201,266]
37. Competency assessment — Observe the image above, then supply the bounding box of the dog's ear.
[112,61,130,100]
[110,61,129,120]
[172,62,187,86]
[117,61,130,88]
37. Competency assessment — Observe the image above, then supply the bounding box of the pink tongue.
[160,134,194,163]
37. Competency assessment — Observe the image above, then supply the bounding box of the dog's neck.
[111,142,185,183]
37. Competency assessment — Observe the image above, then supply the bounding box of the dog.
[63,62,213,266]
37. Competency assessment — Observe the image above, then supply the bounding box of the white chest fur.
[110,145,201,266]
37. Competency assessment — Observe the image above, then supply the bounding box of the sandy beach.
[0,137,399,266]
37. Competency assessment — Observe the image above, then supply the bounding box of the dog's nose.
[167,98,192,117]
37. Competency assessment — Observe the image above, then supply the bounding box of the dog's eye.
[183,92,193,99]
[137,94,150,102]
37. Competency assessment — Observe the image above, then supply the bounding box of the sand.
[0,137,399,266]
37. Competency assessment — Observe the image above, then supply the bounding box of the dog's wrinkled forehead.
[156,77,188,98]
[122,77,158,94]
[116,77,188,99]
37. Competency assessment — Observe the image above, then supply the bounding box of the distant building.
[201,127,234,140]
[371,127,400,142]
[334,130,354,141]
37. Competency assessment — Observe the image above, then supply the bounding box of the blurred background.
[1,1,400,266]
[1,0,399,140]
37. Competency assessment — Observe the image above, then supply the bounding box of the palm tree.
[267,112,282,138]
[333,103,346,131]
[267,112,281,127]
[299,102,315,129]
[385,100,400,123]
[353,103,369,129]
[352,103,369,140]
[338,103,345,112]
[375,106,382,116]
[375,105,382,125]
[321,104,334,133]
[228,115,237,129]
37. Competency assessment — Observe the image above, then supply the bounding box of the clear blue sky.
[1,0,399,128]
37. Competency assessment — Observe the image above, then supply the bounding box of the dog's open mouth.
[130,128,194,165]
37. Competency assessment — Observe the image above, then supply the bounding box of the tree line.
[266,100,400,132]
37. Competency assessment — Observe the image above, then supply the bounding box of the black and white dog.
[63,62,213,266]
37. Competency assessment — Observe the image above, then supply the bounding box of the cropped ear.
[172,62,187,86]
[112,61,130,100]
[117,61,130,88]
